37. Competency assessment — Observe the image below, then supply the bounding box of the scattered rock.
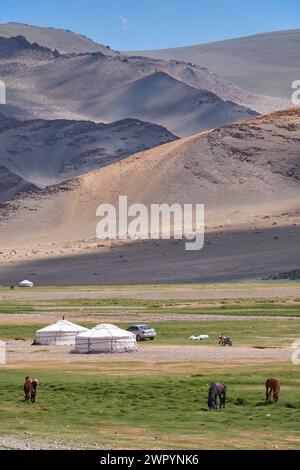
[264,269,300,281]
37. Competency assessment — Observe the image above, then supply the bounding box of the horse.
[24,376,38,403]
[265,378,280,404]
[208,382,227,410]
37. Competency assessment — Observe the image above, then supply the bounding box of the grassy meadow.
[0,319,299,347]
[0,284,300,449]
[0,366,299,449]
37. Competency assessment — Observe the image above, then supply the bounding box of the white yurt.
[19,280,34,288]
[35,320,88,346]
[75,324,137,354]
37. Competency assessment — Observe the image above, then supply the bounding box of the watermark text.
[0,80,6,105]
[96,196,205,251]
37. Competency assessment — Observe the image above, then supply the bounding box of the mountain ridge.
[0,35,261,136]
[126,29,300,98]
[0,22,118,55]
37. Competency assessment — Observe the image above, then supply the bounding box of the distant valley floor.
[1,223,299,285]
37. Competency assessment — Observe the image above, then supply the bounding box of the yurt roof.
[19,280,33,286]
[76,324,135,339]
[36,320,88,334]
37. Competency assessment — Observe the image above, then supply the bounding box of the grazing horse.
[208,382,227,410]
[265,378,280,404]
[24,376,38,403]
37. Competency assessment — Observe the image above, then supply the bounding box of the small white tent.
[75,324,137,354]
[19,280,34,288]
[35,320,88,346]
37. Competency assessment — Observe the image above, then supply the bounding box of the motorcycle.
[219,335,233,347]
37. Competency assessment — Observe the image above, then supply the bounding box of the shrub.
[234,397,248,406]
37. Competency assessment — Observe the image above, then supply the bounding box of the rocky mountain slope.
[0,22,117,55]
[0,35,260,136]
[0,165,38,202]
[0,112,176,189]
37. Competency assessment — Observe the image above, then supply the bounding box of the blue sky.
[1,0,299,50]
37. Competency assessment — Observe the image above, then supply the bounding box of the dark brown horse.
[265,378,280,404]
[208,382,227,410]
[24,376,38,403]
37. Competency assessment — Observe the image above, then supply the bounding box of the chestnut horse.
[24,376,38,403]
[208,382,227,409]
[265,378,280,404]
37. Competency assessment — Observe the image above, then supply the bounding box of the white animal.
[189,335,209,341]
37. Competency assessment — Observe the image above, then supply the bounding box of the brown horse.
[265,378,280,404]
[24,376,38,403]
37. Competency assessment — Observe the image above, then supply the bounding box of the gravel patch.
[5,341,293,364]
[0,434,109,450]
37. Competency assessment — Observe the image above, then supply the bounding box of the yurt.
[19,280,34,288]
[34,320,88,346]
[75,324,137,354]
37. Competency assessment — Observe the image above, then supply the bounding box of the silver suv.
[127,325,156,341]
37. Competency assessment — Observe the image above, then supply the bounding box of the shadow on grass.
[285,402,300,409]
[234,397,249,406]
[255,401,273,407]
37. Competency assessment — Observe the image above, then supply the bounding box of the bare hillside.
[0,166,38,202]
[0,109,299,283]
[128,29,300,99]
[0,22,117,55]
[0,36,264,137]
[90,71,257,136]
[0,112,177,189]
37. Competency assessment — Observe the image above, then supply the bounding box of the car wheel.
[150,337,154,341]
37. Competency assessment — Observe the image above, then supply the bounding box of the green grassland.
[0,367,299,449]
[1,297,300,317]
[0,319,299,347]
[1,284,300,449]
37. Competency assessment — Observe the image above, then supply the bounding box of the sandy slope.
[128,29,300,99]
[0,109,299,284]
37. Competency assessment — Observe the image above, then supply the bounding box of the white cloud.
[120,15,129,31]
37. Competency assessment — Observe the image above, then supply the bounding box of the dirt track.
[5,341,293,365]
